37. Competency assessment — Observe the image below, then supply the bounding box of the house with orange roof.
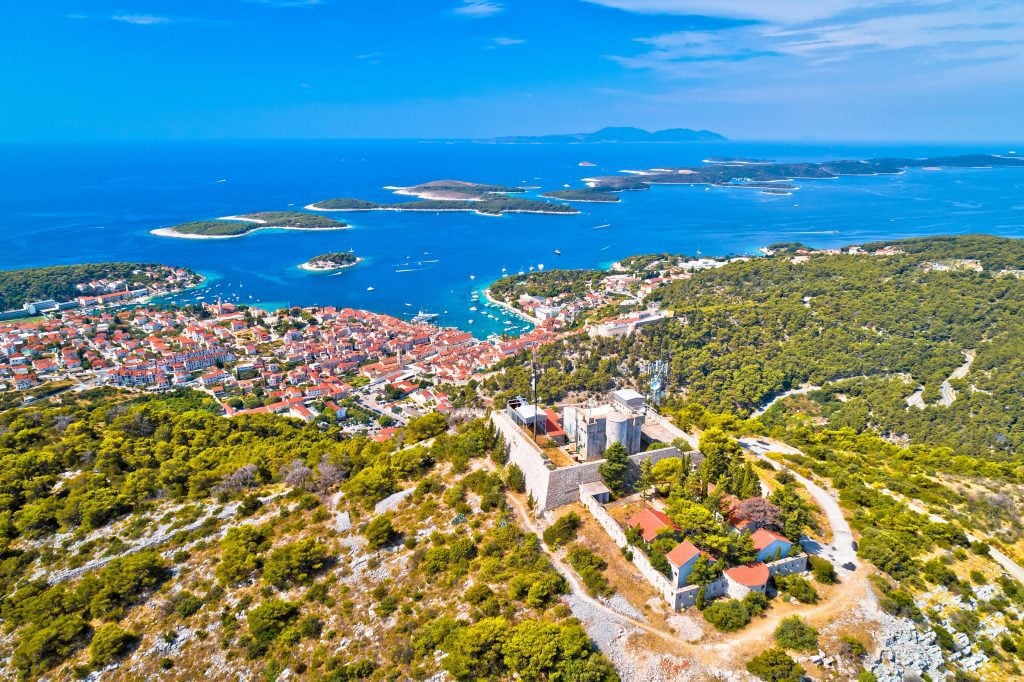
[723,562,770,599]
[751,528,793,563]
[666,540,712,588]
[627,507,678,543]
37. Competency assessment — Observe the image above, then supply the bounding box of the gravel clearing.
[665,614,704,642]
[566,594,707,681]
[374,488,415,514]
[603,593,649,622]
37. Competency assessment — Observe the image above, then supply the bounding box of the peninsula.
[152,211,348,239]
[298,252,362,272]
[0,262,200,317]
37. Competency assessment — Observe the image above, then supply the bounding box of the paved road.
[738,437,858,571]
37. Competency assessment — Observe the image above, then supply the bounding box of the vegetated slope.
[486,235,1024,457]
[0,391,616,680]
[0,263,186,310]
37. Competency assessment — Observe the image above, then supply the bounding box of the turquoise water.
[2,140,1022,337]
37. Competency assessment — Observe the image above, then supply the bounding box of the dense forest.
[488,269,605,303]
[0,263,191,310]
[540,189,620,203]
[0,390,615,680]
[486,235,1024,457]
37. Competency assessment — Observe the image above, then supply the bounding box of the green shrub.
[775,575,818,603]
[246,599,299,651]
[505,464,526,493]
[566,546,614,598]
[364,514,395,550]
[703,599,752,632]
[263,539,330,589]
[172,591,203,618]
[746,647,804,682]
[90,623,136,666]
[808,555,837,584]
[774,616,818,651]
[543,513,581,549]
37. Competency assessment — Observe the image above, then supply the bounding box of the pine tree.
[740,462,761,498]
[599,442,631,497]
[637,458,654,500]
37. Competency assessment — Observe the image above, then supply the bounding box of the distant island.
[299,252,362,272]
[385,180,526,201]
[572,153,1024,195]
[308,181,578,216]
[487,126,727,144]
[153,211,349,239]
[540,188,620,203]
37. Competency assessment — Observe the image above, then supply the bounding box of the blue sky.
[2,0,1022,141]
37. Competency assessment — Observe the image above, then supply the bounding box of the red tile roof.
[666,540,705,568]
[751,528,791,551]
[725,562,770,587]
[627,508,677,542]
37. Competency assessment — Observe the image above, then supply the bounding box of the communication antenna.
[646,351,669,408]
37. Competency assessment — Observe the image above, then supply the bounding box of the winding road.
[738,437,858,570]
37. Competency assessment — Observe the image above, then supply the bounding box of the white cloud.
[491,36,526,47]
[454,1,503,18]
[605,0,1024,78]
[582,0,895,25]
[111,14,173,25]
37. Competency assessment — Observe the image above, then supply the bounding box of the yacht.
[411,310,439,324]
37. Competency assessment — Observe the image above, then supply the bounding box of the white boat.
[468,319,474,324]
[366,286,375,292]
[538,264,545,271]
[469,274,476,280]
[411,310,439,324]
[469,306,478,311]
[553,249,562,255]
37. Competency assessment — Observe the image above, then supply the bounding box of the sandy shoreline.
[152,225,350,240]
[298,257,363,273]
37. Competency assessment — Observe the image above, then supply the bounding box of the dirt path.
[504,491,688,646]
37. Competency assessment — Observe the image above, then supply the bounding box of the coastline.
[298,256,363,273]
[481,287,541,326]
[151,225,350,240]
[305,203,578,217]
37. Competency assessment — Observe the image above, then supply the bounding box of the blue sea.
[2,140,1022,338]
